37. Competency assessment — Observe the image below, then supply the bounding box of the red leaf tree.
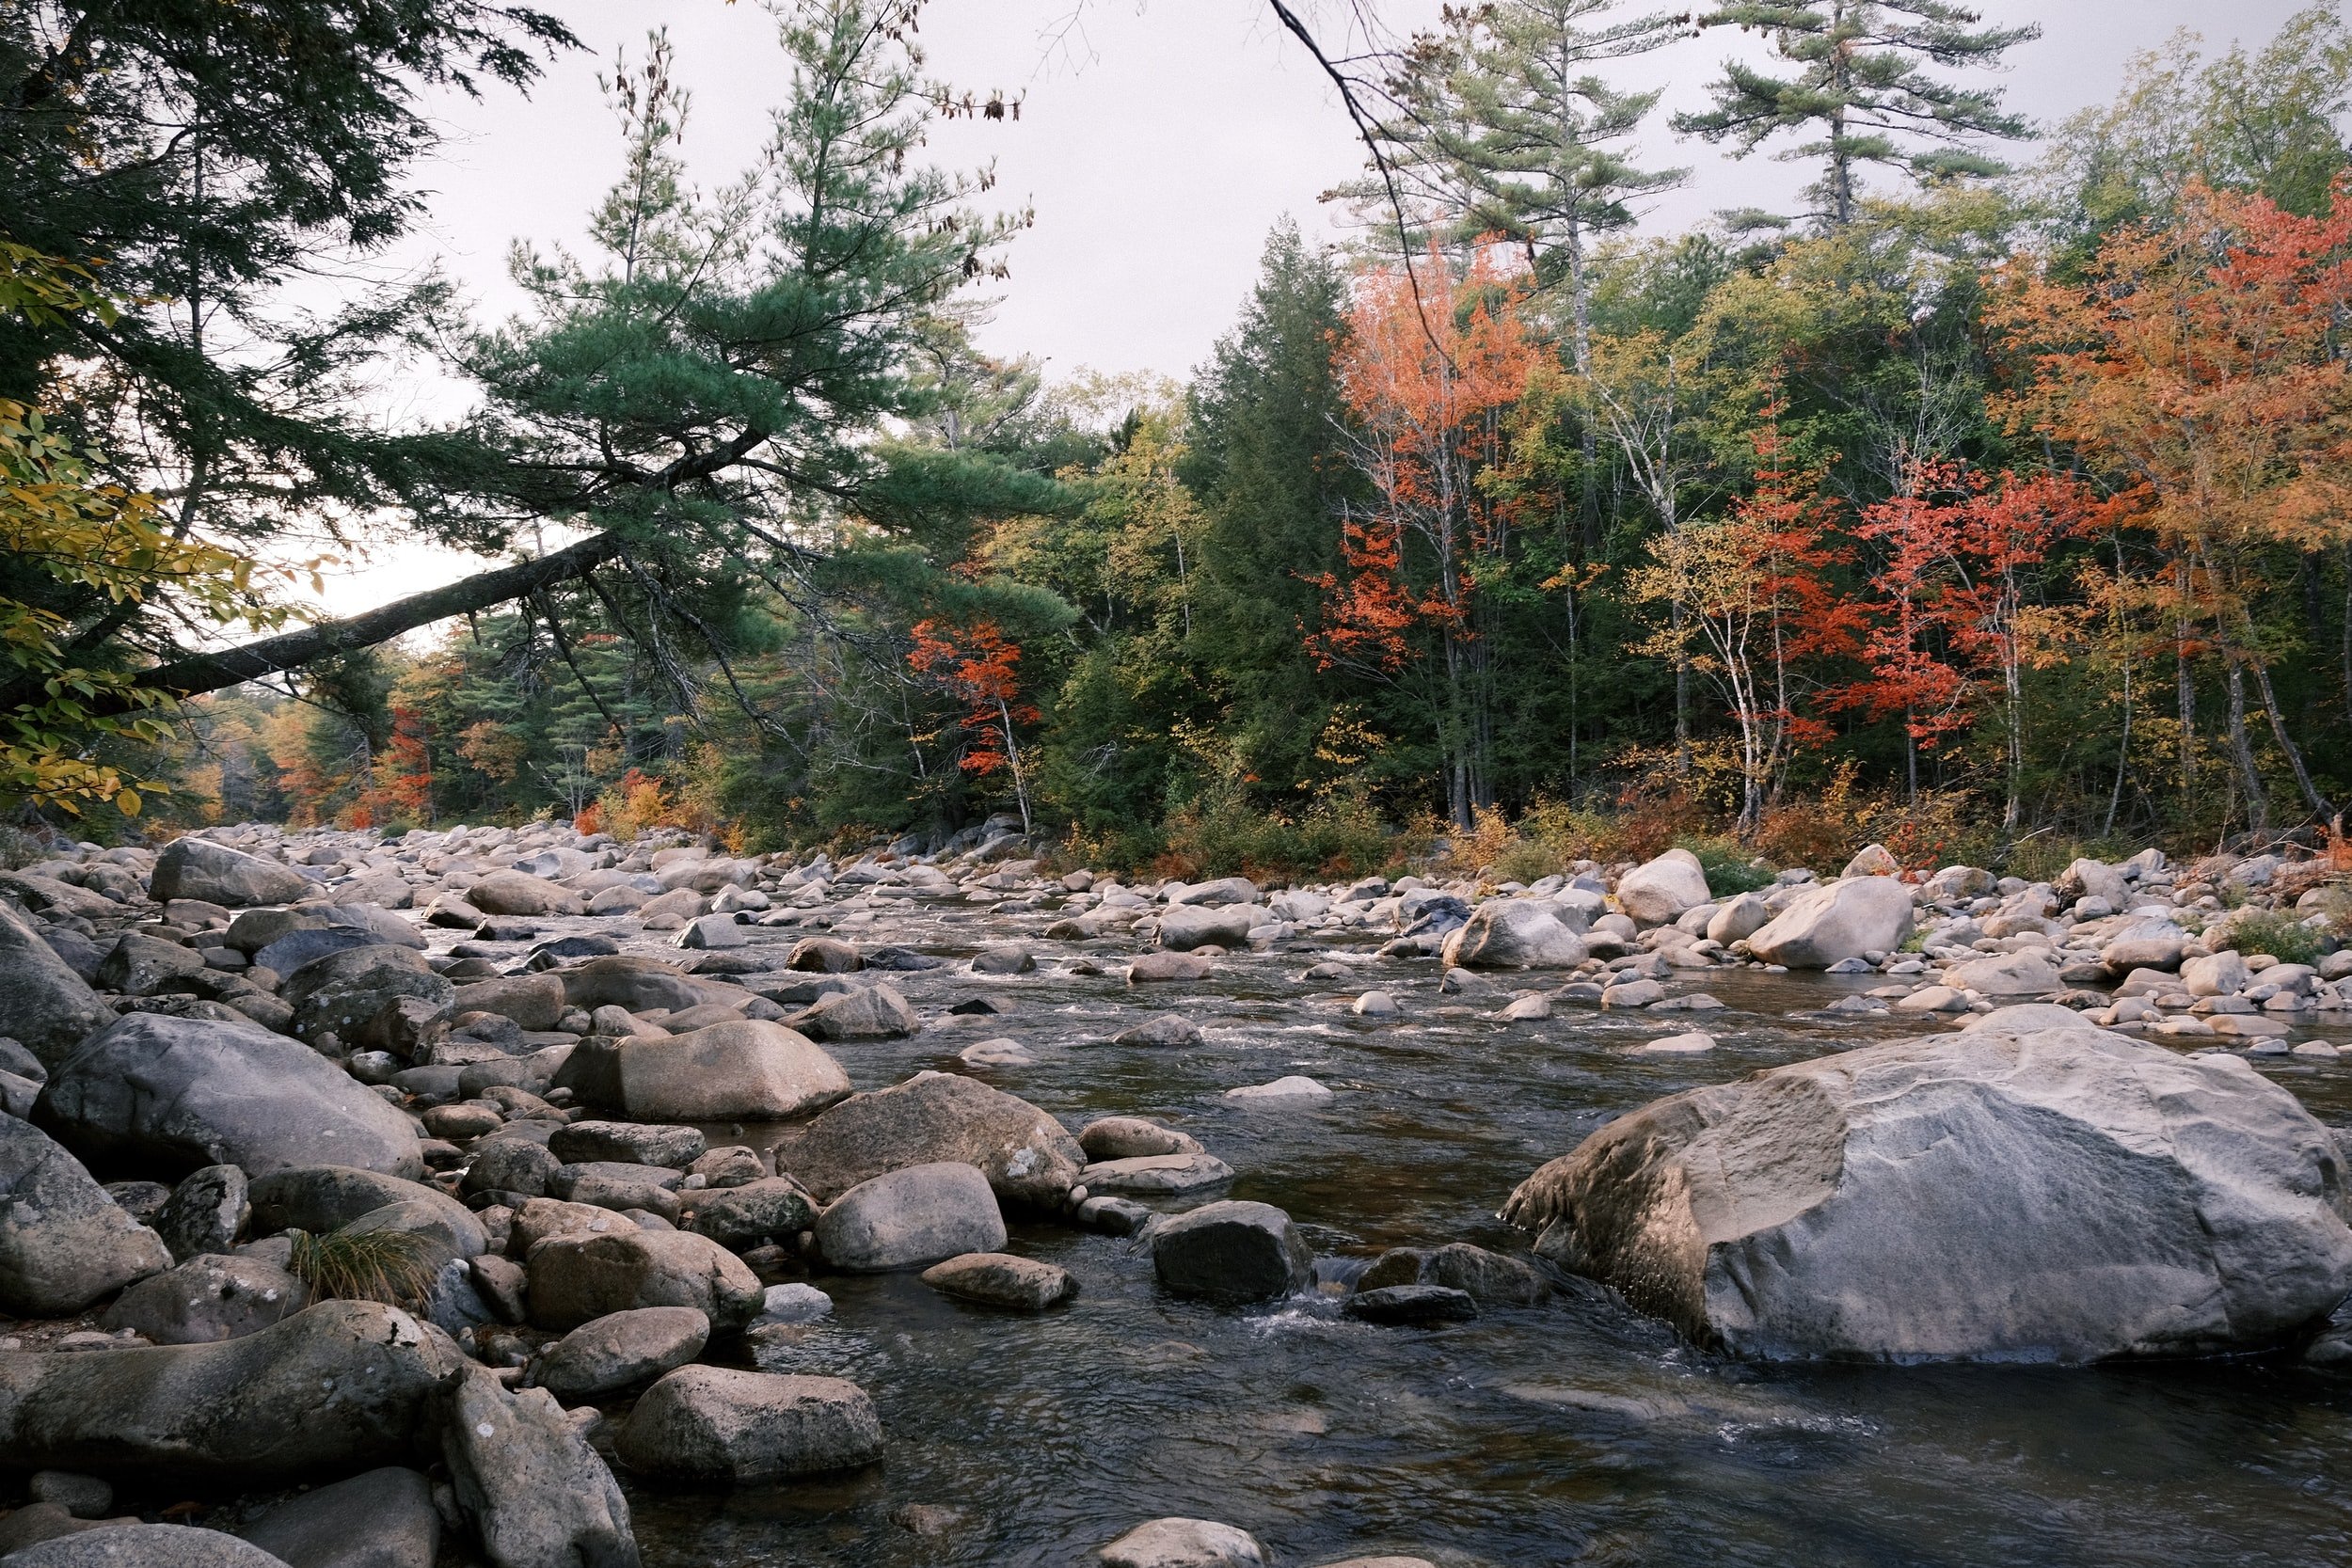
[908,617,1039,832]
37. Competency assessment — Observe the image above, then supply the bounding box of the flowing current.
[532,898,2352,1568]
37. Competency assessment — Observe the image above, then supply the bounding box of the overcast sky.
[332,0,2316,612]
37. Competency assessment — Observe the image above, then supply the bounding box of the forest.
[10,0,2352,880]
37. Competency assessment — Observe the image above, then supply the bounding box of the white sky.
[324,0,2313,617]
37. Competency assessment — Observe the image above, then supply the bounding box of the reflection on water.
[587,913,2352,1567]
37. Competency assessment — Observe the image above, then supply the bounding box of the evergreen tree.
[1675,1,2040,227]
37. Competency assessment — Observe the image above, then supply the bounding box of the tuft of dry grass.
[288,1226,438,1306]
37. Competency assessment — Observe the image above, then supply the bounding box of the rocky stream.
[0,821,2347,1567]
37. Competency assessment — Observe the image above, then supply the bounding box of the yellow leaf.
[114,788,139,816]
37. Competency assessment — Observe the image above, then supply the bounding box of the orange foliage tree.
[908,618,1038,832]
[368,703,434,826]
[1310,244,1540,829]
[1989,175,2352,829]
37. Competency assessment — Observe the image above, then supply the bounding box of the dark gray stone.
[1151,1200,1314,1307]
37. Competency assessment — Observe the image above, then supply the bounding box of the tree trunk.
[2225,651,2268,837]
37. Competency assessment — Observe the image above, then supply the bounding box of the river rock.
[549,1122,706,1169]
[1100,1518,1265,1568]
[1,1525,294,1566]
[441,1363,639,1568]
[0,1299,458,1482]
[790,984,920,1041]
[1502,1024,2352,1361]
[785,1071,1084,1208]
[1077,1117,1204,1161]
[557,957,740,1016]
[99,1253,307,1344]
[558,1022,850,1123]
[1345,1283,1477,1324]
[1616,850,1710,925]
[615,1366,882,1481]
[1128,953,1213,983]
[0,903,115,1067]
[240,1465,438,1568]
[1081,1153,1235,1195]
[1151,1200,1313,1306]
[2183,951,2251,998]
[1706,894,1772,944]
[1439,899,1587,969]
[1112,1014,1202,1047]
[1158,905,1267,952]
[1356,1242,1547,1306]
[151,839,306,908]
[156,1164,249,1260]
[0,1115,170,1314]
[465,872,581,918]
[785,938,863,974]
[1943,951,2063,996]
[685,1178,815,1249]
[450,975,567,1032]
[2056,857,2130,908]
[39,1013,422,1180]
[525,1229,764,1332]
[279,946,454,1048]
[1742,877,1914,969]
[918,1251,1077,1310]
[248,1167,479,1247]
[533,1307,709,1402]
[92,932,206,996]
[815,1161,1007,1272]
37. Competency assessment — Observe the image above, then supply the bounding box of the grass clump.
[288,1225,438,1306]
[2211,907,2325,967]
[1677,834,1775,895]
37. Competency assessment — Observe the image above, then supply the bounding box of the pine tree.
[1675,1,2040,227]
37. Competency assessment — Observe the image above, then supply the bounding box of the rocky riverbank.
[0,820,2345,1565]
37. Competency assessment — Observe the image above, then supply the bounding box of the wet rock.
[0,903,116,1067]
[1498,995,1550,1022]
[815,1161,1007,1272]
[785,938,863,974]
[751,1282,833,1325]
[99,1253,307,1344]
[40,1013,422,1180]
[1076,1196,1152,1236]
[525,1229,764,1332]
[1629,1029,1714,1053]
[1225,1076,1332,1103]
[441,1363,639,1568]
[1351,990,1400,1018]
[2,1525,293,1565]
[156,1164,249,1260]
[685,1178,815,1249]
[1345,1284,1477,1325]
[959,1038,1035,1068]
[1742,878,1915,970]
[463,1137,562,1199]
[1439,899,1587,969]
[919,1251,1076,1310]
[1100,1518,1265,1568]
[1082,1153,1235,1196]
[1112,1015,1203,1047]
[0,1115,170,1314]
[790,984,920,1041]
[559,1021,850,1123]
[1128,953,1213,983]
[785,1071,1084,1208]
[1616,850,1710,925]
[971,943,1036,975]
[239,1465,438,1568]
[1158,905,1268,951]
[0,1299,458,1483]
[616,1366,882,1482]
[1356,1242,1546,1306]
[550,1164,681,1222]
[1502,1024,2352,1361]
[533,1307,709,1402]
[151,839,307,907]
[1077,1117,1204,1161]
[549,1122,706,1169]
[1151,1200,1313,1306]
[27,1472,111,1519]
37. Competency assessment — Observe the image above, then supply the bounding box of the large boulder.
[1741,877,1914,969]
[151,839,306,908]
[789,984,919,1042]
[569,1022,850,1123]
[1100,1518,1265,1568]
[813,1162,1006,1273]
[38,1013,423,1180]
[1615,850,1710,925]
[525,1230,764,1332]
[614,1367,882,1481]
[441,1364,638,1568]
[1150,1200,1314,1306]
[463,872,580,918]
[1502,1025,2352,1361]
[781,1071,1084,1208]
[99,1253,309,1345]
[2055,857,2130,909]
[240,1466,438,1568]
[1438,900,1587,970]
[0,1300,459,1482]
[0,1115,169,1315]
[0,902,115,1067]
[1,1526,294,1566]
[555,957,745,1016]
[1157,905,1268,952]
[1942,950,2062,997]
[92,933,206,996]
[533,1307,708,1402]
[247,1167,478,1247]
[278,947,453,1049]
[449,975,566,1032]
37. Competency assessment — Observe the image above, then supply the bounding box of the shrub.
[1154,787,1397,881]
[1677,834,1775,895]
[2211,907,2324,967]
[289,1225,437,1306]
[1490,836,1565,886]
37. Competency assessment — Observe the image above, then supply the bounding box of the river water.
[570,905,2352,1568]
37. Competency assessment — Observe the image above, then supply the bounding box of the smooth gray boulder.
[248,1167,476,1246]
[151,839,306,907]
[279,947,453,1050]
[92,933,206,996]
[789,984,920,1042]
[612,1022,849,1122]
[0,1299,459,1482]
[555,957,742,1016]
[3,1526,293,1566]
[614,1367,882,1481]
[239,1466,438,1568]
[525,1229,764,1332]
[1502,1024,2352,1361]
[38,1014,423,1180]
[533,1307,708,1402]
[99,1253,308,1344]
[1741,876,1914,969]
[684,1178,815,1250]
[0,903,115,1067]
[1438,900,1587,969]
[441,1364,638,1568]
[1615,849,1710,925]
[919,1251,1077,1311]
[0,1115,169,1315]
[1150,1200,1314,1306]
[782,1071,1083,1208]
[814,1161,1006,1273]
[463,871,580,917]
[1157,905,1267,952]
[1943,950,2063,997]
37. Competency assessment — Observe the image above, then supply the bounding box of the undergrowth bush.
[1677,834,1775,895]
[2211,907,2324,966]
[1152,788,1398,881]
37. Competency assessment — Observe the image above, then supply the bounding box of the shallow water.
[515,902,2352,1567]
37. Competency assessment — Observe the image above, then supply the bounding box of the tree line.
[8,0,2352,876]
